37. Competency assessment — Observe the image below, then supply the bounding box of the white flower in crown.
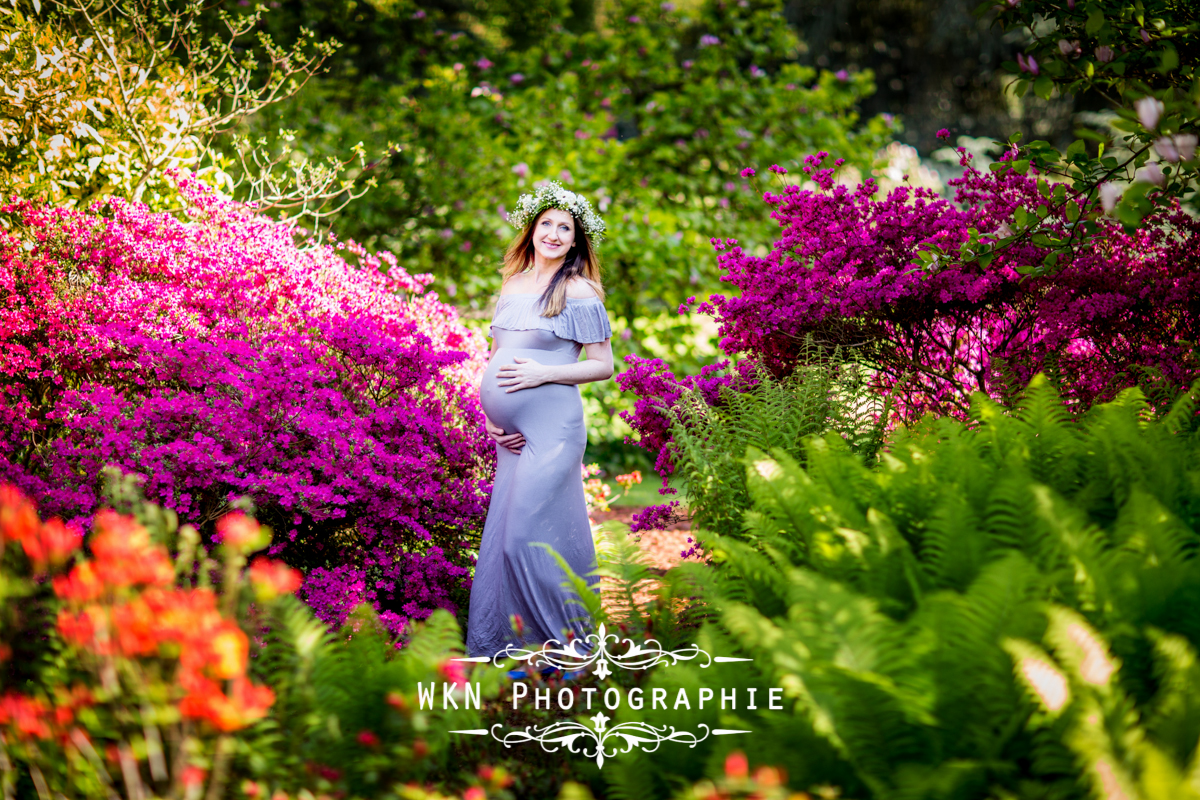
[508,180,607,241]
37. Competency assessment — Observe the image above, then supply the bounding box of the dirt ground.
[588,506,699,571]
[587,507,704,616]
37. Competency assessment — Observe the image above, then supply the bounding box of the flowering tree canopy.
[686,151,1200,419]
[0,175,491,633]
[618,148,1200,529]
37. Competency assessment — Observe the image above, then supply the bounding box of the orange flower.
[88,511,174,589]
[386,691,409,712]
[248,557,303,601]
[207,622,249,680]
[216,512,267,551]
[0,485,39,545]
[57,607,101,650]
[53,561,105,602]
[19,517,81,573]
[180,675,274,732]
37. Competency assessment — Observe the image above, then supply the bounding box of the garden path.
[588,507,703,619]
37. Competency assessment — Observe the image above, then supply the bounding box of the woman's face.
[531,208,576,263]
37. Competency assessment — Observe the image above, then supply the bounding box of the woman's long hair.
[501,209,604,317]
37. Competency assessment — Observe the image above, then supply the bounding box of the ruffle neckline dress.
[465,292,613,657]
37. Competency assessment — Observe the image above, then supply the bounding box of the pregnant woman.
[465,181,614,661]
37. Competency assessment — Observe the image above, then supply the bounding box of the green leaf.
[1085,8,1104,34]
[1033,75,1054,100]
[1066,200,1080,222]
[1159,45,1179,73]
[1012,160,1031,175]
[1117,203,1146,226]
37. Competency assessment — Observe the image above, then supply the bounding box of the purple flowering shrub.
[0,175,492,636]
[692,150,1200,419]
[619,149,1200,530]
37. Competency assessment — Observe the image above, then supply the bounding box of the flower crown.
[508,180,607,241]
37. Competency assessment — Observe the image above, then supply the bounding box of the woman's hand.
[485,415,526,454]
[496,357,553,393]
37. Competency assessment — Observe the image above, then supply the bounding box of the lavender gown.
[466,293,612,658]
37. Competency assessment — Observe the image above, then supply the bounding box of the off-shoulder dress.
[465,293,612,658]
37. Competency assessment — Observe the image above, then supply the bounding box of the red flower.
[356,729,380,748]
[0,485,39,546]
[181,766,207,788]
[724,750,748,779]
[437,659,468,688]
[216,512,266,551]
[248,557,303,601]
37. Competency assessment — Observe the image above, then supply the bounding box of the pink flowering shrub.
[688,150,1200,419]
[619,149,1200,530]
[0,175,492,635]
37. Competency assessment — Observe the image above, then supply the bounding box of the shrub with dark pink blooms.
[689,150,1200,419]
[0,175,492,635]
[619,149,1200,530]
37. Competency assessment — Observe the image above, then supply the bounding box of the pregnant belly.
[480,348,582,435]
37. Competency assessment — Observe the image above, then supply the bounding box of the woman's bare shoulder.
[564,277,601,299]
[499,272,534,296]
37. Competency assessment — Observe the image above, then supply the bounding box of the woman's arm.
[475,335,499,393]
[495,339,613,392]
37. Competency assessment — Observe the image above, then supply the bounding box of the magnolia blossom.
[1095,45,1115,62]
[1135,96,1164,130]
[1058,39,1081,57]
[1016,53,1039,75]
[1098,181,1123,213]
[1135,162,1165,187]
[1154,134,1197,163]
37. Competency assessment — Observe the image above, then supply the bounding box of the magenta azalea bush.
[691,150,1200,418]
[619,149,1200,529]
[0,175,492,635]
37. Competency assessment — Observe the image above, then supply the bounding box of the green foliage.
[606,375,1200,799]
[969,0,1200,267]
[666,355,887,545]
[3,0,343,216]
[242,602,498,797]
